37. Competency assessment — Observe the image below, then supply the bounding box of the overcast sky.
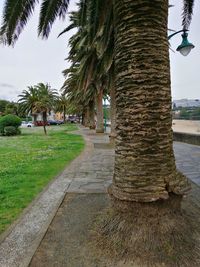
[0,1,199,101]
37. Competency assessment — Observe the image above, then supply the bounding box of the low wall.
[173,131,200,146]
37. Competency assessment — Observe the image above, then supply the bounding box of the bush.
[4,126,21,136]
[0,114,21,136]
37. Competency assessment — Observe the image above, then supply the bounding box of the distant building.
[173,99,200,108]
[31,111,64,122]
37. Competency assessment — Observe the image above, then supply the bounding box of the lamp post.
[103,97,107,132]
[168,29,195,56]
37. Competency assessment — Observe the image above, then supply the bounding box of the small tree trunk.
[63,106,66,123]
[82,111,85,126]
[89,100,96,129]
[96,89,104,133]
[109,84,116,144]
[42,111,47,135]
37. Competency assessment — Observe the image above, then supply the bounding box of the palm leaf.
[0,0,38,45]
[182,0,195,29]
[38,0,69,38]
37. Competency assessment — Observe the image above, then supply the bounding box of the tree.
[18,83,58,134]
[34,83,58,135]
[0,99,9,114]
[18,86,39,123]
[60,2,114,134]
[55,94,68,123]
[109,1,191,202]
[4,102,19,115]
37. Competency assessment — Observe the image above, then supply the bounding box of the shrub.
[0,115,22,136]
[4,126,20,136]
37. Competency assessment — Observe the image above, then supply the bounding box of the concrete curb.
[173,131,200,146]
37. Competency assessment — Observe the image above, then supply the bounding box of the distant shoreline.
[173,119,200,135]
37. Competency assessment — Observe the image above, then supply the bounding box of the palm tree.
[34,83,58,134]
[60,2,114,134]
[62,64,96,129]
[18,86,39,123]
[0,0,195,198]
[55,94,68,123]
[110,1,190,202]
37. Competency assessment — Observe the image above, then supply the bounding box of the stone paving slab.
[174,142,200,184]
[29,193,111,267]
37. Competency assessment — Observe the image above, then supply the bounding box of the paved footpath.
[0,127,200,267]
[174,142,200,185]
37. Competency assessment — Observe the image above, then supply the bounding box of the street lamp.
[103,97,107,132]
[168,30,195,56]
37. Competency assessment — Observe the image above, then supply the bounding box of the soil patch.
[29,189,200,267]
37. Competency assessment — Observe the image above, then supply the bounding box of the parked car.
[67,116,78,123]
[56,120,64,125]
[27,122,34,127]
[48,120,58,125]
[34,121,49,126]
[48,120,64,125]
[21,121,34,128]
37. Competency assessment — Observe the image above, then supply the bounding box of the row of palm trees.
[60,1,114,136]
[18,83,68,134]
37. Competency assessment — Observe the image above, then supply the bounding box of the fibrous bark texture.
[110,0,190,202]
[89,100,96,129]
[42,111,47,135]
[82,107,90,127]
[110,84,116,144]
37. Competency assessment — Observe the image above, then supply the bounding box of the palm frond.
[38,0,69,38]
[0,0,38,45]
[182,0,195,29]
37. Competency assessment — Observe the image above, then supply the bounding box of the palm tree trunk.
[89,100,96,129]
[96,88,104,133]
[42,111,47,135]
[109,84,116,144]
[82,110,85,126]
[83,106,90,127]
[63,106,66,123]
[110,0,190,202]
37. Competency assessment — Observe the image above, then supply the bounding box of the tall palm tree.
[60,2,114,134]
[109,0,192,202]
[34,83,58,134]
[18,86,39,123]
[0,0,195,200]
[62,64,96,129]
[55,94,68,123]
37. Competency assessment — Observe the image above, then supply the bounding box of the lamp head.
[176,31,195,56]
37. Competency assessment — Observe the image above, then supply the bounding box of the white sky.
[0,1,199,101]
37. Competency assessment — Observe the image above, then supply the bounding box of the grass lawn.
[0,124,84,234]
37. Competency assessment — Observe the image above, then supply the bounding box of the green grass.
[0,124,84,234]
